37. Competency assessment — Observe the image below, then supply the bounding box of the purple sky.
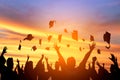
[0,0,120,44]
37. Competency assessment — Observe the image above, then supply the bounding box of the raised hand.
[109,54,117,63]
[54,43,60,51]
[45,57,48,62]
[89,42,96,51]
[39,54,44,62]
[27,55,29,61]
[1,46,7,56]
[17,59,20,64]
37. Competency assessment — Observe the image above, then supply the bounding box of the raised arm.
[45,57,53,72]
[24,55,29,67]
[79,43,96,68]
[96,61,102,68]
[109,54,119,69]
[16,59,24,76]
[40,54,44,62]
[54,44,66,70]
[26,55,29,63]
[1,46,7,57]
[24,55,30,71]
[0,46,7,66]
[17,59,20,70]
[36,54,44,67]
[92,57,97,69]
[54,44,63,58]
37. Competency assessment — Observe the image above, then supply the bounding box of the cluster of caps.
[18,20,111,54]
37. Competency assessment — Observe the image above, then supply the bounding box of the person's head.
[55,61,59,70]
[7,58,13,70]
[67,57,76,70]
[92,57,97,62]
[27,61,33,70]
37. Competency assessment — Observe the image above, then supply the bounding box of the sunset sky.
[0,0,120,70]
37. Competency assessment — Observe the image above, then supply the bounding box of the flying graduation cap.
[45,47,50,50]
[58,34,62,43]
[18,40,22,50]
[48,35,52,42]
[103,32,111,49]
[39,39,42,45]
[82,38,85,41]
[72,30,78,41]
[18,44,21,50]
[32,46,37,51]
[90,35,94,41]
[79,47,82,51]
[67,44,70,47]
[49,20,55,28]
[24,34,34,41]
[97,49,101,54]
[64,28,68,33]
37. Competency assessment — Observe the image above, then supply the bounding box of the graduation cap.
[103,32,111,49]
[32,46,37,51]
[72,30,78,41]
[58,34,62,43]
[18,40,22,50]
[79,47,82,51]
[20,40,22,43]
[24,34,34,41]
[64,28,68,33]
[97,49,101,54]
[45,47,50,50]
[18,44,21,50]
[49,20,55,28]
[82,38,85,41]
[67,44,70,47]
[48,35,52,42]
[90,35,94,41]
[39,39,42,45]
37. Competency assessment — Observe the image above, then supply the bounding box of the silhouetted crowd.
[0,43,120,80]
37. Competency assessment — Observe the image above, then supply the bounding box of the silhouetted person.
[45,57,63,80]
[16,59,24,80]
[77,43,96,80]
[97,62,110,80]
[24,55,36,80]
[4,57,18,80]
[66,57,79,80]
[54,44,70,80]
[54,44,66,70]
[34,55,49,80]
[54,44,79,80]
[54,43,96,80]
[89,57,99,80]
[0,47,7,80]
[109,54,120,80]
